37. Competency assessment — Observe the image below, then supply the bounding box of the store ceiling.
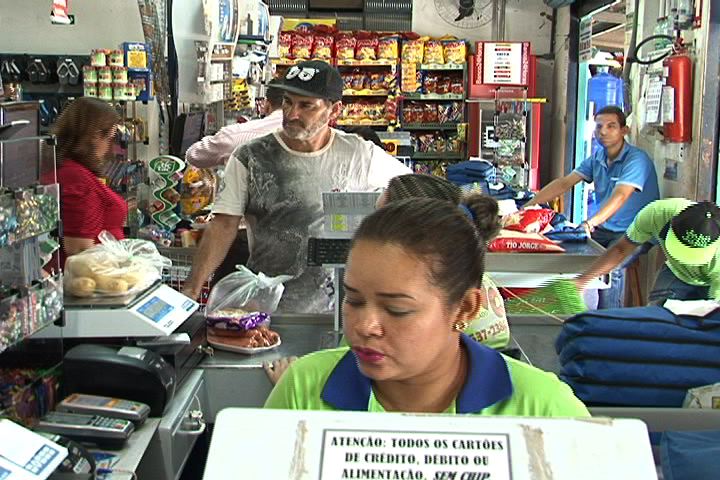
[592,0,626,51]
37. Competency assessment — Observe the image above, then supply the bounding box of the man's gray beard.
[282,114,330,141]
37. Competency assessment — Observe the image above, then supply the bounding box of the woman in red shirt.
[53,97,126,264]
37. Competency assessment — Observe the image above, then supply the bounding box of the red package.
[450,77,464,95]
[278,31,292,59]
[312,34,334,60]
[488,230,565,253]
[423,103,438,123]
[503,208,556,233]
[436,76,451,95]
[291,31,313,59]
[356,37,378,61]
[336,33,357,60]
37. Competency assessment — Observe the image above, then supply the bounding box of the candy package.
[356,35,378,61]
[424,40,444,64]
[180,166,214,216]
[443,40,467,64]
[413,162,433,175]
[278,31,292,59]
[503,208,556,233]
[378,35,399,60]
[436,76,451,95]
[64,231,171,298]
[423,103,438,123]
[291,31,313,59]
[336,32,357,60]
[449,102,463,121]
[450,77,464,95]
[401,37,426,63]
[437,103,452,123]
[312,34,334,60]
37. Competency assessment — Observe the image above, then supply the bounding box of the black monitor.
[170,112,205,158]
[0,102,41,188]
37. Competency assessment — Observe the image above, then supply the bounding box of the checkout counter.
[31,282,211,480]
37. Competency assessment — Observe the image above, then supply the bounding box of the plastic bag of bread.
[64,231,171,298]
[206,266,292,328]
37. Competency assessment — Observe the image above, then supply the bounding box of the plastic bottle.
[587,67,625,153]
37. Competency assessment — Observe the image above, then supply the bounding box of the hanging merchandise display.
[148,155,185,231]
[135,0,169,102]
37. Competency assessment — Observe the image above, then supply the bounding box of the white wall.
[0,0,159,160]
[412,0,553,54]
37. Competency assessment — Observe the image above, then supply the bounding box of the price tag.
[320,430,511,480]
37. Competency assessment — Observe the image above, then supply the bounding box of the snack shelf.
[411,152,463,160]
[336,59,397,67]
[336,120,390,127]
[342,90,390,97]
[0,184,60,249]
[402,122,461,130]
[403,93,464,101]
[419,63,465,71]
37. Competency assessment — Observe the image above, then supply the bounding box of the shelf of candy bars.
[0,186,59,249]
[0,367,60,426]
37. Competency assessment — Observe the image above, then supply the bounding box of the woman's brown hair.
[53,97,120,174]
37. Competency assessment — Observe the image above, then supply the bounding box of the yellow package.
[424,40,445,64]
[401,37,427,64]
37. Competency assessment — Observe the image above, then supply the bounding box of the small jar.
[112,83,126,101]
[111,66,128,84]
[82,65,97,83]
[98,83,113,101]
[83,83,98,98]
[97,66,113,84]
[90,49,108,67]
[108,50,125,67]
[123,83,136,100]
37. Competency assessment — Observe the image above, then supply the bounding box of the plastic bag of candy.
[312,34,334,60]
[424,40,445,64]
[336,32,357,60]
[502,208,556,234]
[401,37,426,63]
[378,35,399,60]
[356,33,378,61]
[443,39,467,64]
[278,31,292,59]
[423,103,439,123]
[291,31,313,59]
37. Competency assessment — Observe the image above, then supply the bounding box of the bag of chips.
[336,32,356,60]
[489,230,565,253]
[378,35,399,60]
[401,37,426,63]
[503,208,556,233]
[291,31,313,59]
[443,40,467,64]
[424,40,445,64]
[312,34,334,60]
[278,31,292,59]
[355,33,378,61]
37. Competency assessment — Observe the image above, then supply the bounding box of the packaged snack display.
[355,35,378,61]
[401,62,421,93]
[278,31,292,59]
[312,34,334,60]
[443,40,467,64]
[411,131,463,153]
[424,40,444,64]
[64,231,171,298]
[423,103,438,122]
[401,37,426,63]
[291,31,313,60]
[336,32,357,60]
[377,35,399,60]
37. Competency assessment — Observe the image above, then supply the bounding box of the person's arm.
[185,127,237,169]
[63,237,95,256]
[523,172,584,208]
[366,144,412,190]
[575,236,638,290]
[583,184,635,231]
[182,213,242,299]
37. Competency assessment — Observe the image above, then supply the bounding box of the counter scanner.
[33,282,198,339]
[62,344,176,416]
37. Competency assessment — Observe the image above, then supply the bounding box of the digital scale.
[33,283,199,338]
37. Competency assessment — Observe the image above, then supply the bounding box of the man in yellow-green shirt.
[576,198,720,304]
[265,334,589,416]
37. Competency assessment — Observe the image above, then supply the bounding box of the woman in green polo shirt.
[265,197,589,416]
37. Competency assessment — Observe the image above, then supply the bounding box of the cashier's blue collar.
[321,333,513,412]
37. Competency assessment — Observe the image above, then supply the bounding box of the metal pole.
[699,0,720,201]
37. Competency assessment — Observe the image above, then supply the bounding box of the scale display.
[137,296,174,323]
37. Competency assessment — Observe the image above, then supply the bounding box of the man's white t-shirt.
[213,128,411,314]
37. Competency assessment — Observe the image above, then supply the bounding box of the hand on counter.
[263,356,298,386]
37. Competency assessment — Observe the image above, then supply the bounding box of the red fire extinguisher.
[663,46,693,143]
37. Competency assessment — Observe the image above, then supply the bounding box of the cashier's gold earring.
[452,321,468,332]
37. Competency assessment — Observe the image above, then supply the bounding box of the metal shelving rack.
[492,87,529,190]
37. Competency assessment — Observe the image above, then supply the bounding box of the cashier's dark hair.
[354,190,500,305]
[595,105,627,127]
[54,97,120,174]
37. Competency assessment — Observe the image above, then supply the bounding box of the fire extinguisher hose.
[629,34,676,65]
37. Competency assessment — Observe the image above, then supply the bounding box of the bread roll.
[68,277,96,297]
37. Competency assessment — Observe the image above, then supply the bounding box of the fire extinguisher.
[663,46,693,143]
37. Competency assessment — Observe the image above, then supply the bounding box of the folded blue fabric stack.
[544,212,588,242]
[555,306,720,407]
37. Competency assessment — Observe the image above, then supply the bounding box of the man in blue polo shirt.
[524,105,659,308]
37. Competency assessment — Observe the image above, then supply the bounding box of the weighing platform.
[34,283,199,338]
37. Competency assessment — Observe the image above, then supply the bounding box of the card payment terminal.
[36,412,134,450]
[57,394,151,425]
